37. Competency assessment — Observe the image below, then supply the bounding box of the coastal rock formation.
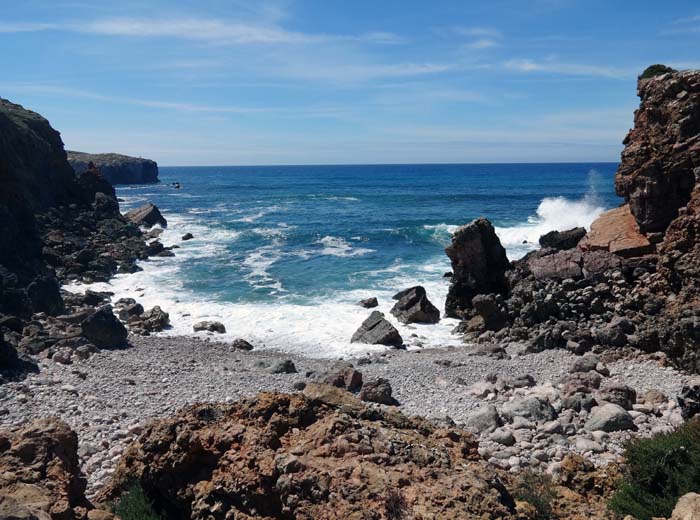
[351,311,403,347]
[578,204,653,257]
[615,68,700,233]
[99,388,519,519]
[445,218,511,318]
[81,306,128,348]
[390,286,440,324]
[539,227,586,250]
[0,417,113,520]
[124,203,167,228]
[68,151,159,185]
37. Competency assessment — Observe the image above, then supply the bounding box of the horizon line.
[158,160,621,168]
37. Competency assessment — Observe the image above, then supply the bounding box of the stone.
[585,404,636,432]
[489,428,515,446]
[528,249,583,280]
[465,404,501,434]
[269,359,297,374]
[501,396,557,423]
[390,286,440,324]
[571,353,600,373]
[579,205,654,257]
[124,203,167,228]
[678,378,700,419]
[26,276,64,315]
[672,493,700,520]
[575,437,605,454]
[181,233,194,241]
[81,305,127,348]
[595,382,637,410]
[471,293,508,331]
[359,378,398,405]
[350,311,403,347]
[357,297,378,308]
[193,320,226,334]
[316,362,363,392]
[445,218,510,318]
[539,227,587,250]
[231,338,254,351]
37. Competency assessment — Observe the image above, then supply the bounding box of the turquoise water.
[89,163,620,356]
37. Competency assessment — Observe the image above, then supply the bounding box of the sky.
[1,1,699,166]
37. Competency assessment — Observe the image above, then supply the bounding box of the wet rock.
[124,203,167,228]
[351,311,403,347]
[182,233,194,241]
[390,286,440,324]
[357,297,378,308]
[445,218,510,318]
[193,320,226,334]
[539,227,586,250]
[81,305,127,348]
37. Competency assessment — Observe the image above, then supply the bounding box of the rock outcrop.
[124,203,167,228]
[351,311,403,347]
[539,227,586,250]
[68,151,159,185]
[578,205,654,257]
[99,388,519,519]
[390,286,440,324]
[445,218,511,318]
[0,418,114,520]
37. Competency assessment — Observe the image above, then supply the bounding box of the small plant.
[113,482,162,520]
[639,64,676,80]
[513,470,556,520]
[609,418,700,520]
[384,488,407,520]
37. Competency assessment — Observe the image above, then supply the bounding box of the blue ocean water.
[85,163,621,356]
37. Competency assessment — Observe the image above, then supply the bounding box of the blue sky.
[1,0,699,165]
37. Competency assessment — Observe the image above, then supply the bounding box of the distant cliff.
[67,151,159,185]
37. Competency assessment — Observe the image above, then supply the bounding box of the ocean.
[73,163,621,357]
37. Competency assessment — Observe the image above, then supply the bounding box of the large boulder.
[26,275,64,315]
[528,249,583,280]
[67,151,159,185]
[578,204,654,257]
[539,227,587,250]
[0,418,114,520]
[390,286,440,324]
[445,218,510,318]
[351,311,403,347]
[98,391,518,519]
[584,403,636,432]
[193,320,226,334]
[81,305,128,348]
[124,203,167,228]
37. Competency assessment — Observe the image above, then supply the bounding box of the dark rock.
[26,276,64,315]
[359,378,398,405]
[80,305,127,348]
[357,297,378,309]
[67,151,159,185]
[390,286,440,324]
[232,338,254,351]
[316,362,363,392]
[124,203,167,228]
[678,379,700,419]
[539,227,587,250]
[269,359,297,374]
[528,250,583,281]
[350,311,403,347]
[82,289,112,306]
[445,218,510,318]
[595,382,637,410]
[181,233,194,241]
[117,302,144,321]
[471,293,508,331]
[193,321,226,334]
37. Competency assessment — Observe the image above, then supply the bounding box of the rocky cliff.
[68,151,159,185]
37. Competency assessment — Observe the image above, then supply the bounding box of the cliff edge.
[68,150,159,185]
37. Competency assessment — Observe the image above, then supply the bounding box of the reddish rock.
[578,205,654,257]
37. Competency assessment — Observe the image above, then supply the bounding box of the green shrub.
[513,470,555,520]
[113,482,162,520]
[639,64,676,80]
[609,419,700,520]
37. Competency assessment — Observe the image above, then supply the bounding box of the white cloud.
[504,58,627,78]
[0,17,404,46]
[464,38,499,50]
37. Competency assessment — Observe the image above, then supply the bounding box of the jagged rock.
[359,378,398,405]
[472,293,508,331]
[315,361,363,392]
[81,305,127,348]
[445,218,510,318]
[0,418,113,520]
[192,320,226,334]
[357,296,378,308]
[0,336,37,380]
[579,205,654,257]
[124,203,167,228]
[390,286,440,324]
[99,391,518,519]
[351,311,403,347]
[68,151,159,185]
[539,227,587,250]
[585,404,636,432]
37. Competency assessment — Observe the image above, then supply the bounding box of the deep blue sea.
[78,163,621,357]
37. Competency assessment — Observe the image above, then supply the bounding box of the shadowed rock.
[539,227,586,250]
[351,311,403,347]
[124,203,167,228]
[81,305,128,348]
[390,285,440,324]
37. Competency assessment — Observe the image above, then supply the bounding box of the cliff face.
[68,151,159,185]
[615,70,700,233]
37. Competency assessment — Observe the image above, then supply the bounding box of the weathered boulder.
[471,293,508,331]
[124,203,167,228]
[0,418,114,520]
[314,361,363,392]
[528,249,583,280]
[359,377,398,405]
[539,227,587,250]
[81,305,128,348]
[465,404,502,434]
[390,286,440,324]
[595,382,637,410]
[99,391,518,519]
[231,338,254,351]
[67,151,159,185]
[351,311,403,347]
[672,493,700,520]
[501,396,557,423]
[578,205,654,257]
[192,320,226,334]
[584,403,636,432]
[445,218,510,318]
